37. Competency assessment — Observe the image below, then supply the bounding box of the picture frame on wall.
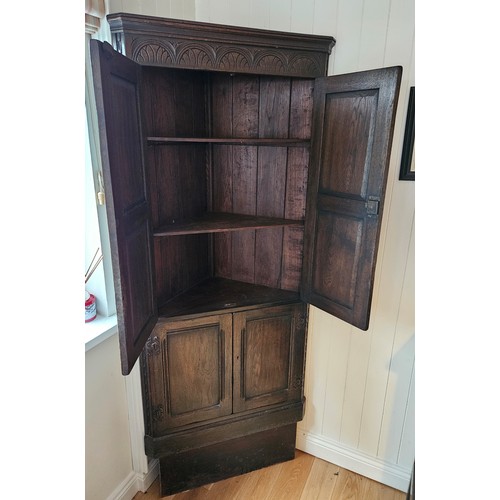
[399,86,415,181]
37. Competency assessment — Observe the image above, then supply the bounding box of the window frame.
[85,12,117,347]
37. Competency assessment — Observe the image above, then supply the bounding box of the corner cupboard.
[91,13,402,495]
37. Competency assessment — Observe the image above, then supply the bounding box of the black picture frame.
[399,86,415,181]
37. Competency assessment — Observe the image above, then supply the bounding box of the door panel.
[302,66,402,330]
[233,303,306,413]
[90,40,157,374]
[312,211,363,309]
[143,315,233,434]
[319,90,378,198]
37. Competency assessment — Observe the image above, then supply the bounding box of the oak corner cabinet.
[90,12,402,496]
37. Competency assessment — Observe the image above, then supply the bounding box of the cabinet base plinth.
[158,423,297,496]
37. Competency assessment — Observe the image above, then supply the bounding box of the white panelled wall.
[86,0,414,497]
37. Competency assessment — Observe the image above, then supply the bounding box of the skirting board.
[296,429,411,492]
[105,459,159,500]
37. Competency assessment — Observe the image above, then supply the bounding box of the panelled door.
[90,40,158,374]
[232,303,307,413]
[302,66,402,330]
[142,314,233,434]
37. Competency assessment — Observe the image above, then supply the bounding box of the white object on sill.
[85,290,97,323]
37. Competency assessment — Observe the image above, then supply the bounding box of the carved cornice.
[107,13,335,78]
[125,38,326,77]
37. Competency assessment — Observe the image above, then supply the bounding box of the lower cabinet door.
[232,303,307,413]
[142,314,233,434]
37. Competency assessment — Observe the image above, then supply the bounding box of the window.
[85,7,117,347]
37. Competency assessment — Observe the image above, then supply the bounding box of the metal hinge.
[366,197,380,216]
[96,170,106,205]
[152,404,164,422]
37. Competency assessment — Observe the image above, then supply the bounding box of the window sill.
[85,313,118,352]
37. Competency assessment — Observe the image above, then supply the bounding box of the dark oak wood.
[153,212,303,236]
[90,40,158,376]
[399,86,415,181]
[208,73,313,292]
[281,78,314,291]
[152,234,211,309]
[139,67,313,304]
[147,137,309,146]
[141,302,306,494]
[107,13,335,77]
[254,77,290,289]
[140,67,209,223]
[143,400,304,457]
[140,66,212,307]
[158,424,297,496]
[142,314,232,433]
[210,73,235,282]
[233,303,307,412]
[302,66,402,330]
[157,278,300,321]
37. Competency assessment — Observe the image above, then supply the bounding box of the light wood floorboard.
[133,451,406,500]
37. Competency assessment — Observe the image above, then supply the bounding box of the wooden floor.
[133,450,406,500]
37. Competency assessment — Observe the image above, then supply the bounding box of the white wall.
[86,334,134,500]
[86,0,414,497]
[195,0,415,491]
[107,0,195,19]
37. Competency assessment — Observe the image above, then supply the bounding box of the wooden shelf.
[158,277,301,319]
[153,212,304,237]
[147,137,310,147]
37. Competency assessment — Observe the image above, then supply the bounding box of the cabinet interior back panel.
[142,67,209,138]
[153,234,211,307]
[211,74,314,291]
[140,66,315,303]
[142,67,211,305]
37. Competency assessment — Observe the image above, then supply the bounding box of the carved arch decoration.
[216,46,253,72]
[289,53,322,76]
[133,39,176,66]
[253,50,288,73]
[177,42,217,68]
[128,37,324,77]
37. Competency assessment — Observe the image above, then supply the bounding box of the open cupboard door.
[302,66,402,330]
[90,40,158,374]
